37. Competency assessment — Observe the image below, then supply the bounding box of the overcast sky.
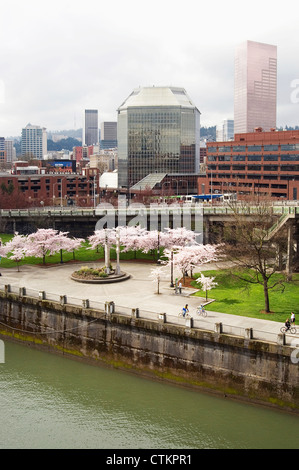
[1,0,299,138]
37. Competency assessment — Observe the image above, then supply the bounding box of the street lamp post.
[179,179,189,196]
[172,179,179,196]
[93,179,97,208]
[170,248,174,287]
[115,227,121,275]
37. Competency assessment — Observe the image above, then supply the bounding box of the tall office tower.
[234,40,277,134]
[100,121,117,149]
[216,119,234,141]
[0,137,5,164]
[4,140,15,162]
[21,124,47,159]
[117,86,201,188]
[83,109,98,146]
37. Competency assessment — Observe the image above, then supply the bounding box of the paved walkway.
[0,260,295,341]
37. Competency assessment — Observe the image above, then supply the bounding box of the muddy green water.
[0,340,298,449]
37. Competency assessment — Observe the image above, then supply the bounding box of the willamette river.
[0,340,299,450]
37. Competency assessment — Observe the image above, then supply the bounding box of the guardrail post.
[19,287,26,297]
[131,308,139,318]
[245,328,253,339]
[4,284,11,295]
[158,313,166,323]
[39,291,46,300]
[277,333,286,345]
[214,322,223,334]
[185,317,193,328]
[105,301,115,314]
[60,295,67,305]
[82,299,89,308]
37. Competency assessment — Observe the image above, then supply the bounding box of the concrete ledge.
[70,273,131,283]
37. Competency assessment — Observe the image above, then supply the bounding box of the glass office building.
[234,41,277,134]
[117,86,200,188]
[83,109,99,146]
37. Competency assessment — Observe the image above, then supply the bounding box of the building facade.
[83,109,98,146]
[216,119,234,141]
[0,172,99,207]
[197,129,299,201]
[21,124,47,159]
[4,140,15,162]
[117,86,201,188]
[234,40,277,134]
[100,121,117,149]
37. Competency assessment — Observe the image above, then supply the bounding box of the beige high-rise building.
[21,124,47,159]
[234,40,277,134]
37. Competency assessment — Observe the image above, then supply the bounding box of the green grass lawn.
[191,269,299,323]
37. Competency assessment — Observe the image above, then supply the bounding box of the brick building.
[197,129,299,201]
[0,172,100,208]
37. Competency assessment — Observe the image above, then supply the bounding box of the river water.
[0,340,299,450]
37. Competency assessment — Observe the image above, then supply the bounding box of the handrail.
[0,282,294,346]
[1,203,298,218]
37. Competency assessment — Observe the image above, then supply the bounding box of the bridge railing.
[1,203,298,218]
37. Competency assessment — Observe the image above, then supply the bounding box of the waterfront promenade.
[0,260,292,343]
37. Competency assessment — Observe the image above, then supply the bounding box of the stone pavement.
[0,260,295,341]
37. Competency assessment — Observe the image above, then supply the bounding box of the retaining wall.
[0,289,298,413]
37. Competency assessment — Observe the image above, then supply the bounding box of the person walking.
[178,282,182,294]
[291,312,295,324]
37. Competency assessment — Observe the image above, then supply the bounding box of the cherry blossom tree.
[118,225,147,257]
[163,227,197,248]
[56,235,85,263]
[26,228,70,265]
[0,233,28,271]
[196,273,218,301]
[149,266,167,294]
[163,244,221,284]
[88,229,116,252]
[67,237,85,260]
[139,230,161,260]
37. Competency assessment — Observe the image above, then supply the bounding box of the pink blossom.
[26,228,70,264]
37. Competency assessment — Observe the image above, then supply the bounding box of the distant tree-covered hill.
[200,126,216,140]
[47,137,81,151]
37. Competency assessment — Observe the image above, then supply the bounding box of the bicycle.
[178,309,191,318]
[280,326,297,334]
[196,305,207,317]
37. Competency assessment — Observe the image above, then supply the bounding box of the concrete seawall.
[0,289,298,413]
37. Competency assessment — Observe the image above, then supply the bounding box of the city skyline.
[1,0,299,138]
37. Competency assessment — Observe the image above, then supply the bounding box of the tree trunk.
[263,279,270,313]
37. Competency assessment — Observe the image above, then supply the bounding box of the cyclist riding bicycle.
[285,318,291,331]
[182,304,189,317]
